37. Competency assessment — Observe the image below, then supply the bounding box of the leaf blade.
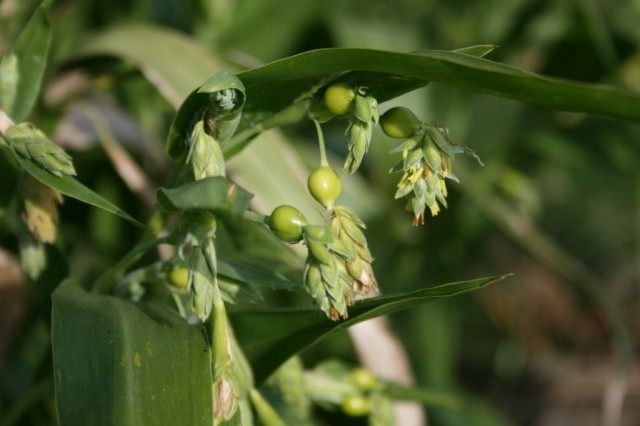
[237,48,640,121]
[52,280,213,426]
[156,176,254,215]
[13,153,146,230]
[230,275,508,383]
[9,0,52,121]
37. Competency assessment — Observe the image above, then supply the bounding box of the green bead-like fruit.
[268,205,307,243]
[349,368,379,391]
[323,83,355,116]
[341,395,371,417]
[168,264,190,290]
[380,107,422,139]
[307,166,342,209]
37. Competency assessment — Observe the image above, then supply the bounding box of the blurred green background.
[1,0,639,424]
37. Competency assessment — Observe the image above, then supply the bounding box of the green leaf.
[218,257,299,291]
[8,0,52,122]
[222,44,640,154]
[230,275,508,383]
[226,46,496,156]
[0,53,18,111]
[12,153,146,230]
[52,280,213,426]
[381,382,466,411]
[233,48,640,136]
[156,176,253,215]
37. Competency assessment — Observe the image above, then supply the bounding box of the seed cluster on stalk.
[302,225,354,320]
[344,89,379,174]
[381,107,482,225]
[330,206,379,299]
[5,122,76,177]
[322,83,379,174]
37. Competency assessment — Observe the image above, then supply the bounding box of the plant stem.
[172,292,187,317]
[381,381,466,411]
[92,236,170,293]
[313,119,329,167]
[249,389,286,426]
[243,209,267,224]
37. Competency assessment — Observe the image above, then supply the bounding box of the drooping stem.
[313,119,329,167]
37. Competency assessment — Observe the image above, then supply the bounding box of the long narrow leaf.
[14,154,146,230]
[9,0,52,121]
[230,275,508,383]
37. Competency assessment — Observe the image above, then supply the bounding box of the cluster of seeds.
[381,107,482,225]
[267,81,479,319]
[324,83,379,174]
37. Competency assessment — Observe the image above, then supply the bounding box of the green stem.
[92,236,170,293]
[171,292,187,318]
[313,119,329,167]
[243,209,267,224]
[204,239,230,363]
[381,382,466,411]
[249,389,286,426]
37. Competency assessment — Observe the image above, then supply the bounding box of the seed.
[349,367,379,391]
[268,205,307,243]
[380,107,422,139]
[168,264,189,290]
[307,166,342,209]
[323,83,355,116]
[341,394,371,417]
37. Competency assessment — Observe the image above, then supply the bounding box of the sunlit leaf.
[156,176,253,216]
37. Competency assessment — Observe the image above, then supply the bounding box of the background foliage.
[1,0,639,424]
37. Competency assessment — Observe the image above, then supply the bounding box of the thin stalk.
[250,389,286,426]
[92,236,170,293]
[313,119,329,167]
[172,292,187,317]
[243,209,267,224]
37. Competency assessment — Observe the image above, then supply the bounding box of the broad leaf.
[230,275,507,383]
[156,176,253,215]
[52,280,213,426]
[8,0,52,122]
[13,153,146,230]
